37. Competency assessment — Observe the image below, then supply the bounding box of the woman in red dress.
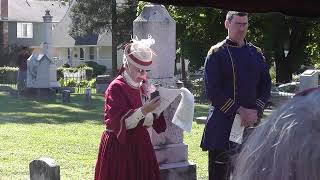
[94,37,166,180]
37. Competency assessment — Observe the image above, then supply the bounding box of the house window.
[17,22,33,38]
[89,47,94,60]
[80,48,84,60]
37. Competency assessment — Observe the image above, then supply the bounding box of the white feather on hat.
[123,35,156,70]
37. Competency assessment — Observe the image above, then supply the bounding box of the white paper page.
[152,87,181,115]
[172,87,194,132]
[229,114,245,144]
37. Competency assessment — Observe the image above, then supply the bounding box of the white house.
[52,0,120,70]
[0,0,68,48]
[0,0,187,75]
[0,0,122,71]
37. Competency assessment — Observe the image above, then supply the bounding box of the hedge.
[59,78,96,88]
[0,66,18,84]
[77,61,106,77]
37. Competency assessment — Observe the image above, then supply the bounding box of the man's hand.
[237,106,258,127]
[141,96,161,115]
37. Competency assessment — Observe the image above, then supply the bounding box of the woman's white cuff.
[125,108,145,129]
[143,113,154,127]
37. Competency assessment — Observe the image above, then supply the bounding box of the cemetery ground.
[0,92,209,180]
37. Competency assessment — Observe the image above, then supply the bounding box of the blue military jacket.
[200,38,271,151]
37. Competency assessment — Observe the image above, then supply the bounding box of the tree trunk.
[181,57,186,82]
[275,57,292,83]
[180,46,187,82]
[275,18,311,83]
[275,42,292,83]
[111,0,117,77]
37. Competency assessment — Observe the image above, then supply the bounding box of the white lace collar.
[123,71,141,88]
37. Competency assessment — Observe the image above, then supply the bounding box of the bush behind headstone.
[0,66,18,84]
[78,61,106,78]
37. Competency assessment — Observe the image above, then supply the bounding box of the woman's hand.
[141,79,156,98]
[141,96,161,115]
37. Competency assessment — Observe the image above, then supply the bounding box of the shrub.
[59,78,77,87]
[190,77,207,103]
[0,66,18,84]
[78,61,106,78]
[269,65,276,84]
[82,66,93,80]
[59,78,96,88]
[77,80,89,88]
[0,45,31,67]
[62,63,71,68]
[88,78,96,88]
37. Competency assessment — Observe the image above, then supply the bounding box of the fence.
[74,87,96,94]
[0,83,96,94]
[63,70,87,81]
[0,83,17,90]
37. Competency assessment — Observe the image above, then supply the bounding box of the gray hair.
[233,90,320,180]
[226,11,248,21]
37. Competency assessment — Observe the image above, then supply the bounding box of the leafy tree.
[69,0,137,76]
[249,13,318,83]
[168,6,226,72]
[167,7,320,83]
[69,1,320,82]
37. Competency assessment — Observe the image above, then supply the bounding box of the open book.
[152,87,194,132]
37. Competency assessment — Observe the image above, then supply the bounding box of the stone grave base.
[160,161,196,180]
[57,86,75,93]
[96,75,112,94]
[196,116,207,124]
[22,88,56,100]
[154,143,188,164]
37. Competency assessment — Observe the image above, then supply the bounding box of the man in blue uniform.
[200,11,271,180]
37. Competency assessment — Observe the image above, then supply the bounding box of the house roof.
[8,0,69,22]
[74,34,99,46]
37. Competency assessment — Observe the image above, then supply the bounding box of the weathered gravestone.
[96,75,111,94]
[84,88,92,106]
[27,54,60,89]
[25,10,60,99]
[299,69,319,92]
[29,157,60,180]
[134,4,196,180]
[62,89,71,103]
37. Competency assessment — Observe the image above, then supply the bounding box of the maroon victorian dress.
[94,75,166,180]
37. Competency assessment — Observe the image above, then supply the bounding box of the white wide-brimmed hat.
[124,35,156,70]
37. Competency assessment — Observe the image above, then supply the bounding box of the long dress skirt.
[94,126,160,180]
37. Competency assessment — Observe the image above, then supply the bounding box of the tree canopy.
[166,6,320,83]
[69,1,320,83]
[69,0,137,75]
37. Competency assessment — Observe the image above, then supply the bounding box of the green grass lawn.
[0,92,209,180]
